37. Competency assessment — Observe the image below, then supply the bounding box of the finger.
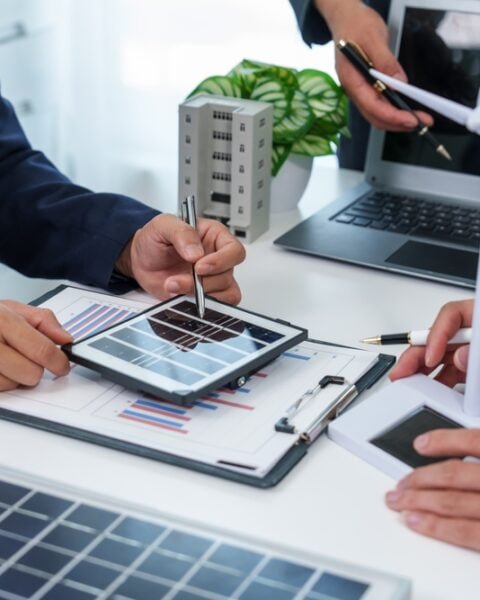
[0,301,73,345]
[1,319,70,377]
[341,76,419,130]
[165,272,242,305]
[386,488,480,520]
[151,214,205,263]
[454,345,469,373]
[402,511,480,551]
[0,372,18,391]
[434,363,466,388]
[0,345,44,387]
[413,428,480,458]
[425,300,473,368]
[196,222,246,275]
[398,459,480,492]
[389,346,430,380]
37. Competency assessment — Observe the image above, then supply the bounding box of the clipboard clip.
[275,375,358,443]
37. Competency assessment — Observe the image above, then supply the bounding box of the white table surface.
[0,162,476,599]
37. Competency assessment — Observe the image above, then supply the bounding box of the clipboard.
[0,285,395,488]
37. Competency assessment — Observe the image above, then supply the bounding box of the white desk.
[0,163,476,599]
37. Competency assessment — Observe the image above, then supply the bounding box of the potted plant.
[188,58,348,211]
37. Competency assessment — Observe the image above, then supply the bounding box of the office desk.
[0,164,476,599]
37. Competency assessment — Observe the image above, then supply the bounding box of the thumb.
[4,302,73,345]
[148,214,205,264]
[372,45,407,81]
[454,345,469,373]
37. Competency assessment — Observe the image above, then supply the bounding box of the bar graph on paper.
[58,298,139,340]
[93,344,320,442]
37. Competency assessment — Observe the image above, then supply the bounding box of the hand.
[390,299,472,387]
[386,428,480,550]
[0,301,72,391]
[116,214,246,304]
[315,0,433,130]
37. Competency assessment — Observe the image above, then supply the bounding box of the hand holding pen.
[387,299,473,386]
[320,0,433,132]
[337,40,450,160]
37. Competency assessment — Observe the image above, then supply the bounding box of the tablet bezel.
[63,295,308,405]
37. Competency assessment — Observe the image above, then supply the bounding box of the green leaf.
[291,133,335,157]
[272,89,314,144]
[250,75,290,124]
[188,75,243,99]
[297,69,342,119]
[271,143,292,176]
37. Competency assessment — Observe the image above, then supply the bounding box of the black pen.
[337,39,451,161]
[181,195,205,318]
[362,328,471,346]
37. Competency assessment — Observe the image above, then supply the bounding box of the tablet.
[63,295,308,405]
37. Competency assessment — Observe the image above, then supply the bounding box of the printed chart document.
[0,287,385,483]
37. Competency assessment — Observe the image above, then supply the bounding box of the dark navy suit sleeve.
[0,94,159,291]
[289,0,332,45]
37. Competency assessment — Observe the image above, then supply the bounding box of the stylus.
[181,195,206,319]
[336,39,452,161]
[362,328,472,346]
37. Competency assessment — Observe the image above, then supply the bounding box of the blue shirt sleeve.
[0,94,160,292]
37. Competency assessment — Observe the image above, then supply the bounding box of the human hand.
[390,299,472,387]
[386,428,480,550]
[315,0,433,130]
[116,214,246,304]
[0,300,72,391]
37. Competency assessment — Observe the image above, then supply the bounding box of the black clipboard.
[0,285,395,488]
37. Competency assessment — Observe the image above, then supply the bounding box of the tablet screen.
[66,296,307,403]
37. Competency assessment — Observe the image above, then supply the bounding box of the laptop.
[275,0,480,288]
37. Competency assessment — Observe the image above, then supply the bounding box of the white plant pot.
[270,153,314,213]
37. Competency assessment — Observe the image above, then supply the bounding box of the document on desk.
[0,286,394,487]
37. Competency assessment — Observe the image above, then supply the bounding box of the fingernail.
[425,347,434,368]
[392,70,408,82]
[396,478,408,490]
[414,433,429,451]
[404,511,423,527]
[403,118,417,128]
[386,490,402,504]
[455,345,469,371]
[196,263,214,275]
[185,244,203,260]
[165,280,180,294]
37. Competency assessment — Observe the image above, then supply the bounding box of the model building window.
[258,138,264,148]
[240,122,246,132]
[239,165,245,173]
[185,156,191,164]
[239,144,245,153]
[239,185,244,194]
[185,135,191,144]
[185,114,191,123]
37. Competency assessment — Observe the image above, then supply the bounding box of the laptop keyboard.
[333,191,480,248]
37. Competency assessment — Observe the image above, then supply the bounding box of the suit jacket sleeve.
[0,94,159,292]
[289,0,333,45]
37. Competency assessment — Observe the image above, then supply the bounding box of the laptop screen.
[382,8,480,177]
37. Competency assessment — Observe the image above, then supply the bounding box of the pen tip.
[361,336,380,345]
[437,145,452,161]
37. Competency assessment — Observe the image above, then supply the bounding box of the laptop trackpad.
[386,241,478,280]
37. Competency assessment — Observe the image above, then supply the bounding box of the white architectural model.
[178,94,273,243]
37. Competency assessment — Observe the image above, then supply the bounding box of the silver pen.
[181,195,205,319]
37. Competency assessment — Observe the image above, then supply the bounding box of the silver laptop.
[275,0,480,288]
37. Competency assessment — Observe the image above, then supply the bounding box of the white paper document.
[0,287,380,479]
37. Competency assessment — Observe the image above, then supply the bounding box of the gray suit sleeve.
[288,0,332,46]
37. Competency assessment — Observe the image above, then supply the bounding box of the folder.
[0,286,394,488]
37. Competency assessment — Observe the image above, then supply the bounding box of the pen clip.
[345,39,374,68]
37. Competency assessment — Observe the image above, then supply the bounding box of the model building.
[178,94,273,243]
